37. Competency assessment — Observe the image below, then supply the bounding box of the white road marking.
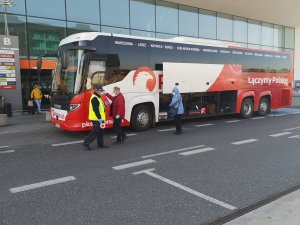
[284,127,300,131]
[141,145,205,158]
[9,176,76,193]
[194,123,214,127]
[179,147,215,156]
[52,140,83,147]
[0,145,9,149]
[269,132,292,137]
[112,159,156,170]
[268,114,286,117]
[157,128,193,132]
[225,120,241,123]
[231,139,258,145]
[110,133,137,138]
[157,128,175,132]
[288,135,300,139]
[251,117,265,120]
[132,168,237,211]
[0,150,15,154]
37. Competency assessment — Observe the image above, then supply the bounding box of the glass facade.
[0,0,295,59]
[27,17,66,57]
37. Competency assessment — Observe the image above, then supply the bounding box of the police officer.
[83,86,108,150]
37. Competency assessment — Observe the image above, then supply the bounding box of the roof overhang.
[168,0,300,28]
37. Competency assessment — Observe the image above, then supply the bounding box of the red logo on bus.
[133,67,156,92]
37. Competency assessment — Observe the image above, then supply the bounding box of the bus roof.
[59,32,239,48]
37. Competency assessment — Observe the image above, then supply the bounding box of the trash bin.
[0,96,4,114]
[4,103,12,117]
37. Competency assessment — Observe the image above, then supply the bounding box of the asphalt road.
[1,108,300,225]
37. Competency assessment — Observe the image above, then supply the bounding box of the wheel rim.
[260,101,268,112]
[137,110,149,128]
[243,102,252,115]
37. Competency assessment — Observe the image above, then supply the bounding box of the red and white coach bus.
[49,32,293,131]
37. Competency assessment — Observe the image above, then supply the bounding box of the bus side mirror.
[37,56,43,73]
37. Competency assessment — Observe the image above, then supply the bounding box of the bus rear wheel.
[131,105,151,131]
[240,98,254,118]
[257,97,270,116]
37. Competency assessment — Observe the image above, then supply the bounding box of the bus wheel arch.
[257,96,271,116]
[240,97,254,118]
[130,103,155,131]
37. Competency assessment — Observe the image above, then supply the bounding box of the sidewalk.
[225,189,300,225]
[0,112,50,135]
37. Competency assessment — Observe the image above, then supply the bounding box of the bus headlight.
[69,103,80,112]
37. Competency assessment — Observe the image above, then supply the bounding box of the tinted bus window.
[107,37,149,70]
[148,41,182,70]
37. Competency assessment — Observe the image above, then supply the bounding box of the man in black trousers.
[83,86,108,150]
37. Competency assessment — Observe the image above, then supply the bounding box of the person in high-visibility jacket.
[83,86,108,150]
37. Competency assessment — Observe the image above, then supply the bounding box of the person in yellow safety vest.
[31,85,43,114]
[83,86,109,150]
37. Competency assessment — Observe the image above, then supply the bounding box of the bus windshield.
[53,49,84,95]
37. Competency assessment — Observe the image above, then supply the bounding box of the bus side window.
[86,60,106,90]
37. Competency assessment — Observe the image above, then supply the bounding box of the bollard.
[45,111,51,122]
[0,114,8,126]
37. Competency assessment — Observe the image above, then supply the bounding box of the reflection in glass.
[179,5,198,37]
[101,26,130,35]
[285,27,295,49]
[262,22,274,46]
[66,0,100,24]
[131,30,155,38]
[261,46,273,51]
[199,9,216,39]
[27,17,66,58]
[27,0,65,20]
[274,25,284,48]
[156,1,178,34]
[67,22,100,36]
[0,14,27,58]
[130,0,155,32]
[156,33,178,39]
[248,19,261,44]
[101,0,129,28]
[233,16,247,43]
[6,0,25,15]
[248,44,261,50]
[217,13,233,41]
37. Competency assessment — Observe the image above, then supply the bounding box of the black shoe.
[174,131,182,135]
[113,141,122,145]
[121,135,127,142]
[83,143,92,150]
[98,145,109,148]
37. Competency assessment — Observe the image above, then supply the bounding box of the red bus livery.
[49,32,293,131]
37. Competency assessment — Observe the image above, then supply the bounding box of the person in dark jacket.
[169,85,184,135]
[106,86,127,144]
[83,86,108,150]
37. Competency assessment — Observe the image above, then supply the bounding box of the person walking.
[31,85,43,114]
[83,86,108,150]
[106,86,127,144]
[169,85,184,135]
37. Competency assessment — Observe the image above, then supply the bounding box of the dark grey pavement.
[1,107,300,225]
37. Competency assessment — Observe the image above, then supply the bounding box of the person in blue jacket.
[169,85,184,135]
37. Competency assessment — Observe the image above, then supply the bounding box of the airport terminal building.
[0,0,299,110]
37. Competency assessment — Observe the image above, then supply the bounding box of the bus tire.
[257,97,270,116]
[131,105,151,131]
[240,98,254,118]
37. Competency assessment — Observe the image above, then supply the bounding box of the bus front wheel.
[240,98,254,118]
[257,97,270,116]
[131,105,151,131]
